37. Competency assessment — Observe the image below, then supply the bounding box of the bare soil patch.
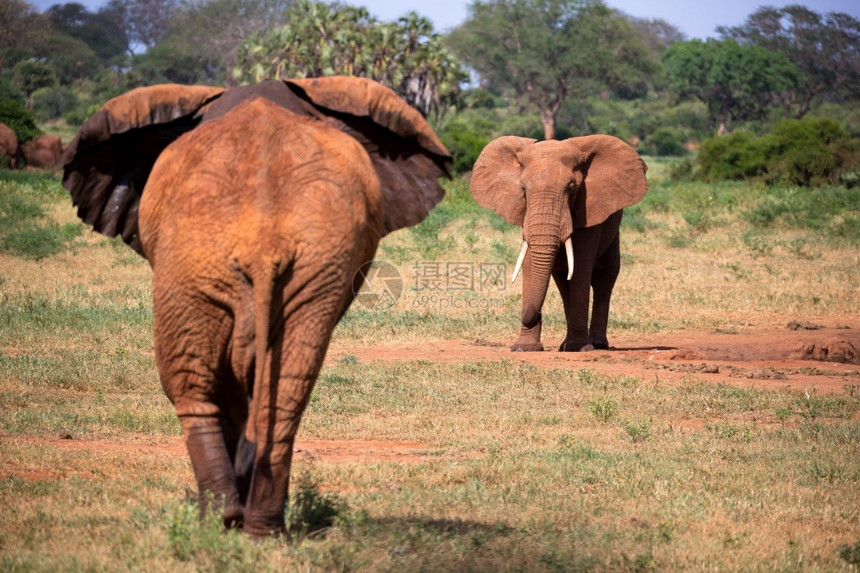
[2,435,430,482]
[329,319,859,395]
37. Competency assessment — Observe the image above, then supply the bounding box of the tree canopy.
[0,0,858,177]
[448,0,654,140]
[719,4,860,117]
[662,39,801,132]
[234,1,463,117]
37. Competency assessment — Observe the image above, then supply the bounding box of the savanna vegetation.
[1,0,859,570]
[1,160,858,569]
[1,0,859,180]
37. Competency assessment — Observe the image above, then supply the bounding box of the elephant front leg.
[512,247,544,351]
[553,267,589,352]
[559,236,597,352]
[512,321,544,352]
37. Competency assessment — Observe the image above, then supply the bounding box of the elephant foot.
[242,509,287,538]
[559,340,596,352]
[591,338,610,350]
[222,502,244,529]
[511,342,544,352]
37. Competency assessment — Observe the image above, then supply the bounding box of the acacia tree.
[448,0,653,140]
[719,5,860,117]
[105,0,179,52]
[47,2,128,64]
[662,39,801,132]
[0,0,49,52]
[233,1,463,117]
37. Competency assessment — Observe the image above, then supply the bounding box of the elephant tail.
[244,254,291,448]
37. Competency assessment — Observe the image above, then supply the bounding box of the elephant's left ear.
[285,77,452,236]
[568,135,648,229]
[61,84,226,255]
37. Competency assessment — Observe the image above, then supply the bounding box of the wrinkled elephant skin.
[61,78,451,536]
[470,135,647,352]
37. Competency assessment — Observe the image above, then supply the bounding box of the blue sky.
[29,0,860,40]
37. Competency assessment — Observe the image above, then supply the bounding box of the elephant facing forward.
[470,135,647,352]
[61,78,451,536]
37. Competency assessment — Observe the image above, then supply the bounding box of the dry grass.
[1,167,858,571]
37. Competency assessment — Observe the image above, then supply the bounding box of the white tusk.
[511,241,528,283]
[565,237,574,280]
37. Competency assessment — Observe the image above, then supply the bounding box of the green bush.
[0,77,26,106]
[649,127,687,156]
[11,60,58,97]
[0,99,42,143]
[0,47,36,71]
[696,117,859,187]
[697,130,765,181]
[467,88,499,109]
[499,112,545,140]
[761,118,850,186]
[31,86,79,121]
[437,119,491,174]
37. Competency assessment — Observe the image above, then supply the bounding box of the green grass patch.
[0,174,83,259]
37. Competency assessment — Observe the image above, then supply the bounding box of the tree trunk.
[540,108,556,141]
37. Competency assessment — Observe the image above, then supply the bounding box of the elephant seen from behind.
[61,77,451,536]
[470,135,647,352]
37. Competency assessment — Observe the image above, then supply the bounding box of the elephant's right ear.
[284,77,452,236]
[470,136,537,226]
[61,84,226,255]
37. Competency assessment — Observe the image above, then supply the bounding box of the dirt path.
[5,320,856,480]
[329,320,859,395]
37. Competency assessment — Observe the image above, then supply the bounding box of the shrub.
[649,127,687,156]
[0,99,42,143]
[11,60,58,96]
[467,88,498,109]
[696,117,859,187]
[761,118,849,186]
[499,112,544,140]
[437,119,491,174]
[697,130,765,181]
[285,472,348,537]
[0,77,26,105]
[31,86,79,122]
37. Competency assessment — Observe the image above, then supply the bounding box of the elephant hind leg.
[232,425,255,507]
[181,415,244,528]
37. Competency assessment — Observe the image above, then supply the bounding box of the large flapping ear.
[470,136,537,226]
[285,77,452,236]
[61,84,225,255]
[567,134,648,228]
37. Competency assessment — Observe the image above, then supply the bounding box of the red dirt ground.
[329,320,859,395]
[5,320,857,480]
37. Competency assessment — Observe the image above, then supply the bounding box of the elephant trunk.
[521,238,558,328]
[521,195,564,327]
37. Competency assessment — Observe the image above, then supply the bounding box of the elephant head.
[470,135,647,332]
